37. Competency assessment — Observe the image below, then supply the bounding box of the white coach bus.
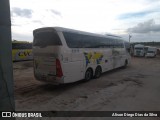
[33,27,131,84]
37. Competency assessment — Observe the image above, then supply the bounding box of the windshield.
[147,51,154,53]
[33,31,62,47]
[135,48,143,50]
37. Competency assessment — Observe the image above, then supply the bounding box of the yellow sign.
[12,49,33,61]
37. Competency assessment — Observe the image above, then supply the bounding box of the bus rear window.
[33,31,62,46]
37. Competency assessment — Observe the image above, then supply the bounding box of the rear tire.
[85,68,93,81]
[94,66,102,78]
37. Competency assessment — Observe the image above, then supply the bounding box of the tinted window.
[33,31,62,47]
[63,32,83,48]
[115,39,124,48]
[12,43,32,49]
[63,32,124,48]
[124,42,130,49]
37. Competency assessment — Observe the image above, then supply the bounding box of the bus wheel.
[85,68,93,81]
[94,66,102,78]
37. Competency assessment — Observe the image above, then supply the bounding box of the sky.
[10,0,160,42]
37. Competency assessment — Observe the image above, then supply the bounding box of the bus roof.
[34,27,123,40]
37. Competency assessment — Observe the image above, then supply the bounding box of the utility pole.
[0,0,15,113]
[129,34,133,56]
[129,34,132,43]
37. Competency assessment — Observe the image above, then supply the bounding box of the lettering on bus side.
[84,52,103,67]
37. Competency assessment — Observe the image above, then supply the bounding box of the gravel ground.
[13,56,160,120]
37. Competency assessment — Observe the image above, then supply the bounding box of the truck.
[145,47,157,57]
[134,44,145,57]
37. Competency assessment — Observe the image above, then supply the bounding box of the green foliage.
[132,42,160,47]
[12,40,32,43]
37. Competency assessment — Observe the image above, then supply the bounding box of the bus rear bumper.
[35,74,64,85]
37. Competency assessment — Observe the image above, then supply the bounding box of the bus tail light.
[56,59,63,78]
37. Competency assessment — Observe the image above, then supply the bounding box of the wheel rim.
[95,67,101,78]
[85,70,91,80]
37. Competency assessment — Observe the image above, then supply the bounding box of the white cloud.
[12,7,33,18]
[128,19,160,33]
[10,0,160,42]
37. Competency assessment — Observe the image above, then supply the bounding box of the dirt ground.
[13,56,160,119]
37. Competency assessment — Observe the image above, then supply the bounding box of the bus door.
[71,48,84,79]
[103,49,113,71]
[63,48,84,82]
